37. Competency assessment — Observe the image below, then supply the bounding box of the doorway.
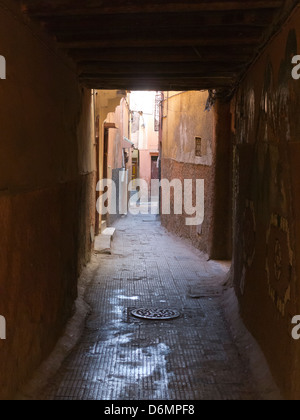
[151,156,159,180]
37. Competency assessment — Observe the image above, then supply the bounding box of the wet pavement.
[45,213,259,400]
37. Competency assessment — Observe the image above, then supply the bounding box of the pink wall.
[139,150,152,187]
[106,98,131,171]
[129,94,159,188]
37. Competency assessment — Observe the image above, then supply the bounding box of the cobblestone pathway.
[46,213,259,400]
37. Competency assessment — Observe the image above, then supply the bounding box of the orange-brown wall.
[231,6,300,399]
[0,4,95,399]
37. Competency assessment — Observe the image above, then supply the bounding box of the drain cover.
[131,308,181,320]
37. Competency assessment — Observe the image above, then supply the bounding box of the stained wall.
[231,7,300,399]
[0,4,95,399]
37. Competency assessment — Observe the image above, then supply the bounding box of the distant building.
[94,91,132,229]
[129,91,162,198]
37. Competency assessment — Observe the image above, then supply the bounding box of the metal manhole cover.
[131,308,181,320]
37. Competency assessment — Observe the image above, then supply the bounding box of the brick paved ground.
[45,213,259,400]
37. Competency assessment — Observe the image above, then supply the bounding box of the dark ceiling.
[19,0,299,92]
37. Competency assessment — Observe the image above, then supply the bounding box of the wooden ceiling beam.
[42,10,277,31]
[81,77,235,90]
[57,35,261,50]
[85,84,232,91]
[21,1,284,17]
[53,26,264,46]
[69,46,254,64]
[57,37,258,50]
[18,0,297,92]
[79,74,235,85]
[77,61,244,75]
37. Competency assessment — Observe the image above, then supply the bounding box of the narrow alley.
[3,0,300,402]
[43,213,257,401]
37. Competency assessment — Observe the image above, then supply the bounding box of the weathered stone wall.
[161,92,213,255]
[231,7,300,399]
[161,158,214,255]
[0,4,95,399]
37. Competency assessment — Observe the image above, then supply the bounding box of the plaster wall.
[161,91,217,256]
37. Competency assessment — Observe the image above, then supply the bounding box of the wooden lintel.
[22,1,284,18]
